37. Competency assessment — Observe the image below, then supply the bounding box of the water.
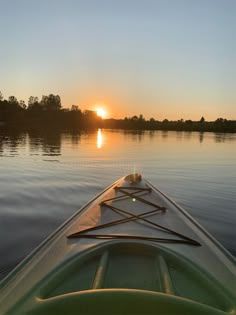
[0,129,235,280]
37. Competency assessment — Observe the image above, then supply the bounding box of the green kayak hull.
[0,174,235,314]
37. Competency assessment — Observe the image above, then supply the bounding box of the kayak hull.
[0,174,235,314]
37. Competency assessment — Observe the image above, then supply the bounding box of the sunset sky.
[0,0,235,120]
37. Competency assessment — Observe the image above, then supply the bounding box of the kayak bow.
[0,174,235,314]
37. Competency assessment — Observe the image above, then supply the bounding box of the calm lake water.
[0,129,235,280]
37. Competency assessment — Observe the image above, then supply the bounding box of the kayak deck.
[0,174,235,315]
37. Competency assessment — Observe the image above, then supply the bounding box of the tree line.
[103,115,236,133]
[0,92,102,129]
[0,91,235,132]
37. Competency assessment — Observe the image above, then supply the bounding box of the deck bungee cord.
[68,186,201,246]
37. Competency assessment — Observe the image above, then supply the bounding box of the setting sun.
[96,108,106,119]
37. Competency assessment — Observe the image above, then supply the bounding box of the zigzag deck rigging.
[68,186,201,246]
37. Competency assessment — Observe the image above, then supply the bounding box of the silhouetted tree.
[41,94,61,111]
[28,96,40,110]
[138,114,145,121]
[71,105,79,111]
[200,116,205,123]
[7,96,22,113]
[82,110,102,128]
[8,96,19,106]
[0,91,3,101]
[19,100,26,109]
[83,110,95,117]
[215,117,226,123]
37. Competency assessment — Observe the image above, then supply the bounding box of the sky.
[0,0,235,120]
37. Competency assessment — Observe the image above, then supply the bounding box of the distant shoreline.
[1,92,235,133]
[101,118,236,133]
[0,118,235,134]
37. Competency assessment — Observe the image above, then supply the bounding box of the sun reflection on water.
[97,128,103,149]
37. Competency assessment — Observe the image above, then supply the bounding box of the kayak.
[0,173,235,315]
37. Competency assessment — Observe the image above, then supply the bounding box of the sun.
[96,108,106,119]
